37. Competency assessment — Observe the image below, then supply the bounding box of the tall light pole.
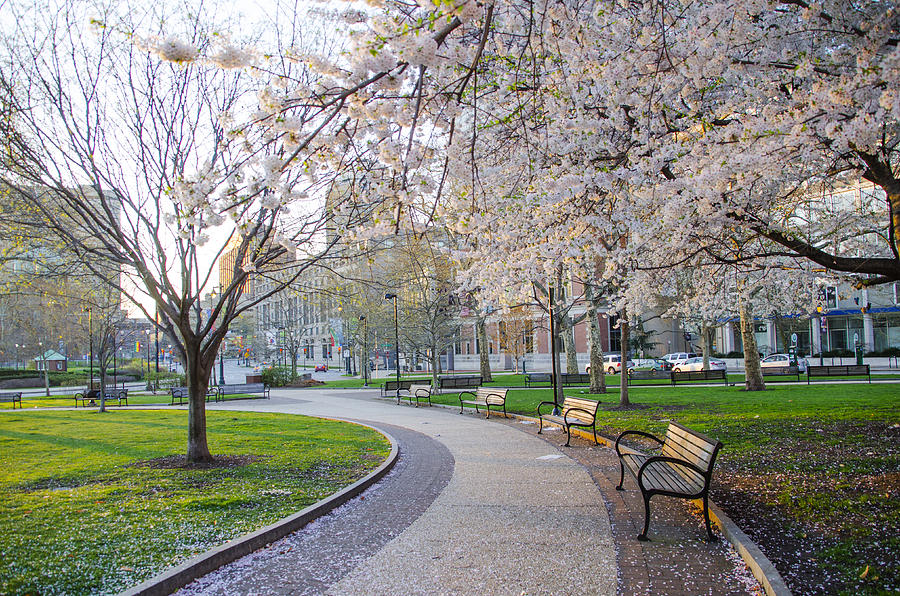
[384,293,399,399]
[154,306,160,374]
[14,344,19,370]
[86,307,93,390]
[359,315,368,387]
[548,284,561,415]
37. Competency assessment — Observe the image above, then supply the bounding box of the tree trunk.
[477,317,492,382]
[98,367,107,413]
[701,321,711,370]
[739,298,766,391]
[431,343,440,387]
[184,341,214,463]
[563,318,579,374]
[619,312,630,406]
[584,284,607,394]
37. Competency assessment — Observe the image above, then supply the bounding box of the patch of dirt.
[286,379,325,387]
[130,454,269,470]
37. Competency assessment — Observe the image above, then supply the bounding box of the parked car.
[662,352,698,368]
[760,353,808,372]
[630,358,672,371]
[315,364,328,372]
[586,354,636,375]
[672,356,727,372]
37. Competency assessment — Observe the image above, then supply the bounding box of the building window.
[608,315,621,353]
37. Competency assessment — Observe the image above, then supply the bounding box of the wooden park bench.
[559,373,591,386]
[170,386,218,405]
[438,375,482,392]
[215,383,270,402]
[807,364,870,384]
[524,372,553,387]
[75,387,128,407]
[615,422,723,541]
[537,396,602,446]
[458,387,509,418]
[671,369,727,385]
[628,369,673,385]
[760,365,802,381]
[381,379,416,397]
[0,392,22,409]
[398,383,433,407]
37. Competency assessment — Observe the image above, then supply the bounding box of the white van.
[587,354,636,375]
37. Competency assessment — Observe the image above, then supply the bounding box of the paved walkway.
[174,389,760,595]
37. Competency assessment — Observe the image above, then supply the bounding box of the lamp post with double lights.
[384,293,400,400]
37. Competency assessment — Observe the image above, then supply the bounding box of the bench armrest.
[415,388,431,397]
[537,401,557,416]
[615,430,663,456]
[636,455,710,491]
[457,390,477,403]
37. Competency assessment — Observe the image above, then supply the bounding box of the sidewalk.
[169,389,759,595]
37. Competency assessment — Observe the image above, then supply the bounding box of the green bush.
[261,366,292,387]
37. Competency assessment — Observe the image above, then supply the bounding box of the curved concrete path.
[177,389,617,595]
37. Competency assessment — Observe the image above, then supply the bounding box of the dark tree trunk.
[184,339,214,463]
[740,298,766,391]
[477,317,492,383]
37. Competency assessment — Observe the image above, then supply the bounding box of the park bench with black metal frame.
[671,369,727,385]
[458,387,509,418]
[806,364,870,384]
[761,365,802,381]
[398,383,433,407]
[170,386,217,405]
[615,421,723,542]
[215,383,270,402]
[438,375,482,392]
[559,373,591,386]
[381,379,416,397]
[0,392,22,409]
[628,369,673,385]
[75,387,129,407]
[537,396,602,446]
[524,372,553,387]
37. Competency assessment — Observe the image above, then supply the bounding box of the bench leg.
[702,494,717,541]
[537,417,544,435]
[616,463,625,491]
[638,492,652,541]
[564,425,572,447]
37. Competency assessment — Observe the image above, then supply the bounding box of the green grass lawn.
[0,410,390,595]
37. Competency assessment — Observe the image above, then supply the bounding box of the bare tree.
[0,3,367,461]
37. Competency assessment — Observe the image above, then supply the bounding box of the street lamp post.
[384,293,400,401]
[86,308,93,391]
[145,329,151,388]
[548,284,561,415]
[14,344,19,370]
[219,340,225,386]
[155,307,160,375]
[359,315,368,387]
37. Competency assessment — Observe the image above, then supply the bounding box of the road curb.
[118,423,399,596]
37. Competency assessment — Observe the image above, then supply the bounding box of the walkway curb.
[118,423,400,596]
[462,406,792,596]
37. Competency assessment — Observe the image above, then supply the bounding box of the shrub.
[261,366,292,387]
